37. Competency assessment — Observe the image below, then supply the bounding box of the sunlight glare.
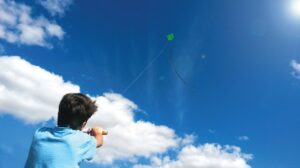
[290,0,300,17]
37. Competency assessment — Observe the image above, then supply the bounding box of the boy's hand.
[89,127,108,135]
[89,127,104,148]
[90,127,103,136]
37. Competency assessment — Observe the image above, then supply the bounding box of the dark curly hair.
[57,93,97,130]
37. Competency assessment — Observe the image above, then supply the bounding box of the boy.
[25,93,104,168]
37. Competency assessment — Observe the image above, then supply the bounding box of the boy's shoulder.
[34,127,94,142]
[34,127,74,139]
[35,127,51,133]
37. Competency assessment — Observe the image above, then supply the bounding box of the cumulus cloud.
[134,144,253,168]
[180,134,197,146]
[0,0,64,47]
[0,56,79,122]
[291,59,300,78]
[37,0,73,16]
[0,56,253,167]
[87,94,179,163]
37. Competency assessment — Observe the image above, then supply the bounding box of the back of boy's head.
[57,93,98,130]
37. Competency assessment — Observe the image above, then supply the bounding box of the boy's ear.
[81,121,87,130]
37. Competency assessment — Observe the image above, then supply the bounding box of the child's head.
[57,93,98,130]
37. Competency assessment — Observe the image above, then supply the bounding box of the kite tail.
[167,46,187,85]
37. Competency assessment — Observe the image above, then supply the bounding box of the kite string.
[122,43,169,94]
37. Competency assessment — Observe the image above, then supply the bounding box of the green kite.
[166,33,175,41]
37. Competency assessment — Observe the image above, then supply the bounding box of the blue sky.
[1,0,300,167]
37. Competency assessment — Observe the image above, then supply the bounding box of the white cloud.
[18,24,46,45]
[180,134,196,146]
[46,23,64,38]
[134,144,253,168]
[87,94,179,163]
[0,25,5,38]
[0,56,253,167]
[291,59,300,78]
[0,0,64,48]
[37,0,73,16]
[0,56,79,122]
[238,136,250,141]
